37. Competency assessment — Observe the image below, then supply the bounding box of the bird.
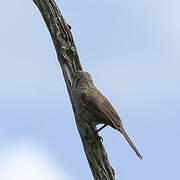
[71,71,142,159]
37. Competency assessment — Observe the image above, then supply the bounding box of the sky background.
[0,0,180,179]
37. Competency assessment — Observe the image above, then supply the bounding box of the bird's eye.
[72,72,79,78]
[75,72,79,76]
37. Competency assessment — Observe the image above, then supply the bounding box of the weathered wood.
[32,0,115,179]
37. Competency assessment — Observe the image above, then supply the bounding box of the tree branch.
[32,0,115,179]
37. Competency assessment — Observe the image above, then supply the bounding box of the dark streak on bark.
[32,0,115,179]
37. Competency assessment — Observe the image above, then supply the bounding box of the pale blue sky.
[0,1,180,180]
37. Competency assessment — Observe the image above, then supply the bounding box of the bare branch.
[32,0,115,179]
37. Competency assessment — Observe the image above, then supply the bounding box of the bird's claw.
[99,136,103,142]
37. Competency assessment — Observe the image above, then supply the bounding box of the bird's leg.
[96,124,108,133]
[94,125,108,142]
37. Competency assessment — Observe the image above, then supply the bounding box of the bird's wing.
[81,89,122,129]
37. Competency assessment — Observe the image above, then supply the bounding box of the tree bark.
[32,0,115,179]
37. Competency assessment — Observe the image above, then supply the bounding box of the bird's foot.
[94,133,103,142]
[97,135,103,142]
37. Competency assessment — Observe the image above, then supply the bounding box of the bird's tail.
[120,128,142,159]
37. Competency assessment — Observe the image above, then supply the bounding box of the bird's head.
[72,71,94,88]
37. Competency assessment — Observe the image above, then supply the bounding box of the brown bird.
[71,71,142,159]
